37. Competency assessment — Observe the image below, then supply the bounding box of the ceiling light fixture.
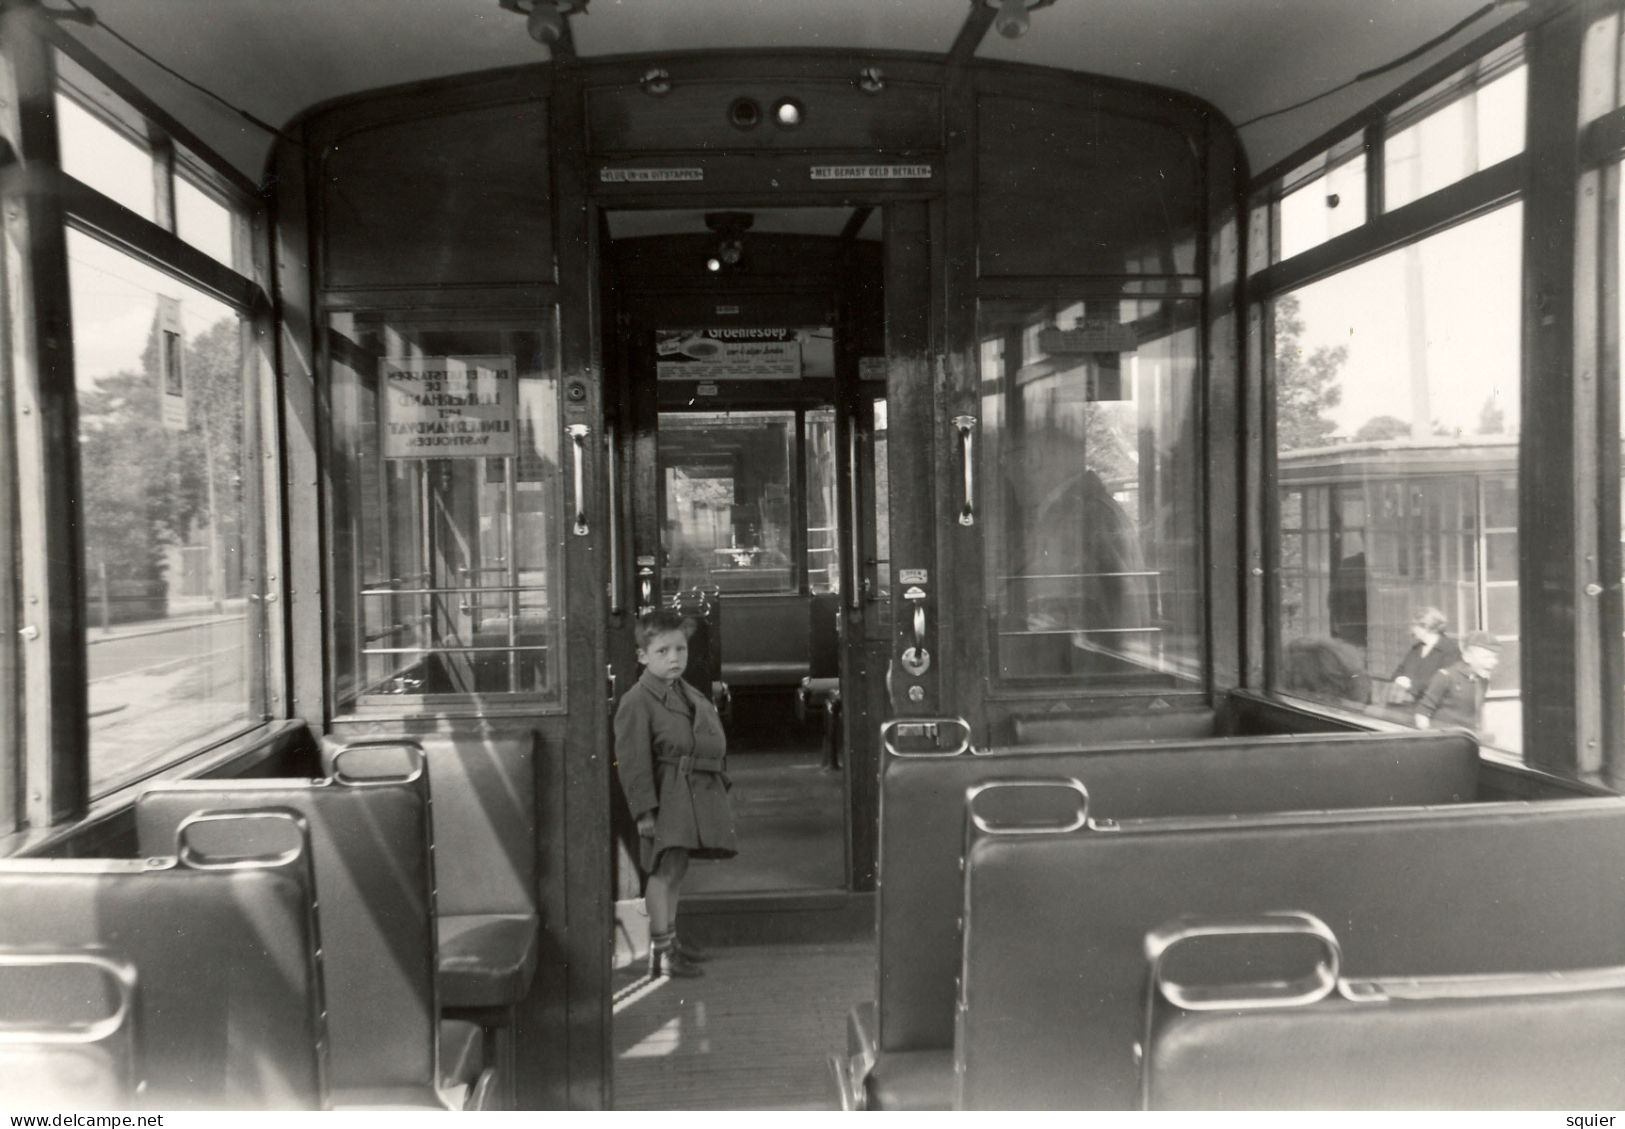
[498,0,588,46]
[704,212,753,274]
[858,66,885,95]
[984,0,1056,41]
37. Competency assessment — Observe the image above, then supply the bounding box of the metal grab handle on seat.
[952,414,976,526]
[879,716,973,757]
[1144,911,1342,1011]
[0,952,137,1045]
[966,777,1090,834]
[176,808,308,871]
[568,424,589,535]
[330,740,426,786]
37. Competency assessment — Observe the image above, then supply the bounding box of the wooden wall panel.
[977,92,1203,278]
[323,100,552,289]
[589,79,941,154]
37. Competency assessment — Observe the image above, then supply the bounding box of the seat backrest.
[1144,951,1625,1109]
[321,732,535,917]
[0,813,325,1109]
[1009,708,1216,745]
[0,951,138,1108]
[957,797,1625,1109]
[877,728,1481,1053]
[1213,688,1367,735]
[136,756,436,1096]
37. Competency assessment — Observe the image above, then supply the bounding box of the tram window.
[69,230,268,795]
[327,311,564,707]
[55,91,155,222]
[1271,203,1523,753]
[805,408,840,595]
[1277,138,1366,262]
[660,411,797,596]
[980,297,1204,692]
[175,174,237,270]
[1384,43,1525,213]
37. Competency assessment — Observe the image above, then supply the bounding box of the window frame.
[2,16,281,846]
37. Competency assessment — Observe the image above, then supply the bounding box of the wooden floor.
[612,939,874,1110]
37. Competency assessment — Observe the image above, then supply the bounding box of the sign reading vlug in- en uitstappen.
[382,355,518,459]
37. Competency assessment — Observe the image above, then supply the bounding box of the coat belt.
[657,752,725,774]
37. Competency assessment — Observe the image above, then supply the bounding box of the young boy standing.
[614,608,739,978]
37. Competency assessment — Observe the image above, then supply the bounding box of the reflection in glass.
[980,297,1204,691]
[327,313,563,705]
[1272,204,1522,753]
[71,230,262,794]
[661,411,797,596]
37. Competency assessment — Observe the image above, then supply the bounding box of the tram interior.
[7,0,1625,1112]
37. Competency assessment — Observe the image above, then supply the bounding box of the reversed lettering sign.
[599,167,705,183]
[809,164,933,180]
[156,295,187,432]
[382,355,517,459]
[1038,319,1139,355]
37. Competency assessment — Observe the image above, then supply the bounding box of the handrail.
[965,777,1090,835]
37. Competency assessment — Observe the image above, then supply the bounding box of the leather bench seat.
[439,913,541,1010]
[138,749,494,1109]
[857,726,1484,1111]
[0,812,325,1109]
[957,795,1625,1108]
[1143,920,1625,1109]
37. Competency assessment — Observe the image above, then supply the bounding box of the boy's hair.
[634,606,689,649]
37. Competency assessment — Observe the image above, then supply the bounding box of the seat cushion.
[438,913,540,1010]
[869,1049,955,1111]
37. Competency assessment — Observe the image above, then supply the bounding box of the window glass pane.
[56,93,155,222]
[1385,63,1525,212]
[327,311,563,704]
[1278,150,1366,261]
[1272,203,1522,756]
[176,175,236,269]
[805,409,840,595]
[980,297,1205,691]
[71,229,264,793]
[661,411,796,596]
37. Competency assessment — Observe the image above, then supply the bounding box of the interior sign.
[809,164,933,180]
[656,328,802,380]
[599,167,704,183]
[382,355,517,459]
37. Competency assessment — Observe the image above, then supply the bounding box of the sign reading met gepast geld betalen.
[382,355,518,458]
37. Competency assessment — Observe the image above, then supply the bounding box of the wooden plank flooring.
[612,940,874,1110]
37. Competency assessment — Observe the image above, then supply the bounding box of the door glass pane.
[980,297,1205,691]
[805,408,840,595]
[326,311,564,705]
[661,411,797,595]
[1272,203,1522,753]
[873,397,891,617]
[71,229,265,792]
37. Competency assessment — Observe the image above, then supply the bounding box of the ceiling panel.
[975,0,1528,175]
[59,0,1536,185]
[570,0,967,58]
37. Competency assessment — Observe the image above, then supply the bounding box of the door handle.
[568,424,589,536]
[952,415,976,527]
[901,586,930,675]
